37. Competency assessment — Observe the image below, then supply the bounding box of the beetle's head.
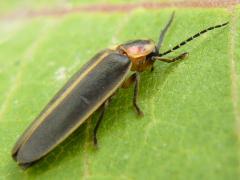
[117,39,157,72]
[115,11,228,73]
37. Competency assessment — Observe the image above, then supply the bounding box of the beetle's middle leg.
[122,73,144,116]
[93,100,109,146]
[133,73,144,116]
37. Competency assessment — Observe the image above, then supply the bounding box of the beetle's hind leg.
[151,66,154,72]
[93,100,109,147]
[153,52,188,63]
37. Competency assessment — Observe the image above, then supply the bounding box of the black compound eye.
[146,52,156,61]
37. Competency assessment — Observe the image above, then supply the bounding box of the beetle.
[12,12,228,169]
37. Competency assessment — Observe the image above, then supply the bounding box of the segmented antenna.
[159,22,229,56]
[157,12,175,52]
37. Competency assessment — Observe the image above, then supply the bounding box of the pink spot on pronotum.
[128,45,145,55]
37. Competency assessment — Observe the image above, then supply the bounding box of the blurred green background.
[0,0,239,179]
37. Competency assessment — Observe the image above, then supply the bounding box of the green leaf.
[0,3,239,180]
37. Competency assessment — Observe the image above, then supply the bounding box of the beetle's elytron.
[12,12,228,169]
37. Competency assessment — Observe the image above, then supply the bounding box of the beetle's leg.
[151,66,154,72]
[93,100,109,147]
[154,52,188,63]
[121,73,136,89]
[121,73,143,116]
[133,72,144,116]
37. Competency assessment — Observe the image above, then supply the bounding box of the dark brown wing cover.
[12,49,131,165]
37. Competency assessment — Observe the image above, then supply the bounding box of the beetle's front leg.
[154,52,188,63]
[93,99,109,147]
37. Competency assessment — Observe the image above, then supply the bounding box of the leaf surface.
[0,2,239,180]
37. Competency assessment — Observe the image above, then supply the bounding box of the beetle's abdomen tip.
[13,145,41,166]
[11,150,33,169]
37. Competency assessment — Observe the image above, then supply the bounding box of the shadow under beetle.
[12,12,228,169]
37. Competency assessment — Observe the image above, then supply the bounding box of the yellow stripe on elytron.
[39,62,132,160]
[19,51,110,149]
